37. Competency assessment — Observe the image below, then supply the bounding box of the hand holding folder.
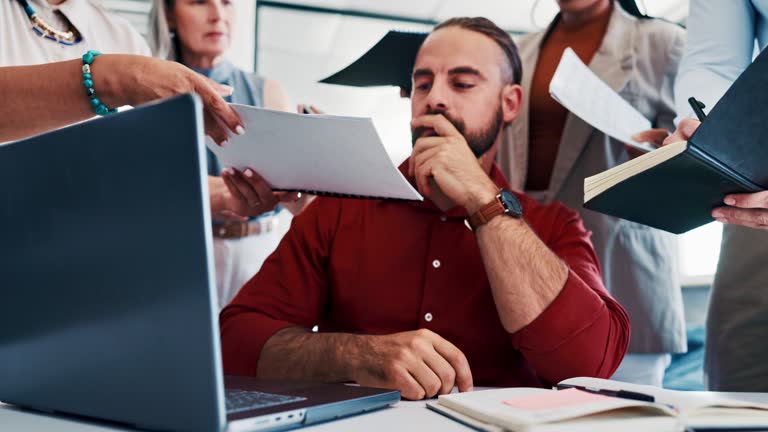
[583,47,768,233]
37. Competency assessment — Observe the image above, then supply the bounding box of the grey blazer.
[498,5,687,353]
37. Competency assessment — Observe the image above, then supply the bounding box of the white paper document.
[549,48,656,153]
[206,105,422,201]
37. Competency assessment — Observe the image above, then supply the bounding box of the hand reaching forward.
[98,55,244,145]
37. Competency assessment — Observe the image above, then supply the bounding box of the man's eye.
[416,83,431,91]
[455,82,475,89]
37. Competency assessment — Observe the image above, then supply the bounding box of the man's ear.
[501,84,523,123]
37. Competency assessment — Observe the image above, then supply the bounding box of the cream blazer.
[498,5,687,353]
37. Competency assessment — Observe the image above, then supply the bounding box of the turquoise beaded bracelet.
[81,50,117,116]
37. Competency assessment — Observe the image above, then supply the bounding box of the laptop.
[0,94,399,432]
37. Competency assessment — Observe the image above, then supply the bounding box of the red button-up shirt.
[220,163,629,387]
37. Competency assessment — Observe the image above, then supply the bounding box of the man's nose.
[425,82,449,113]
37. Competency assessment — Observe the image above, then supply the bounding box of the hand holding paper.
[207,104,422,201]
[549,48,656,153]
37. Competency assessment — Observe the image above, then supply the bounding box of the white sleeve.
[674,0,758,121]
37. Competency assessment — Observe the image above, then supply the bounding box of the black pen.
[555,383,655,402]
[688,97,707,121]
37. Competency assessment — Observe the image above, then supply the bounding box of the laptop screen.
[0,94,226,432]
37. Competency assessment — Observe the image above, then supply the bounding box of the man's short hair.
[433,17,522,86]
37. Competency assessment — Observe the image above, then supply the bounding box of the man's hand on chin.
[409,114,499,213]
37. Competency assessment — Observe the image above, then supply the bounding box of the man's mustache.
[411,112,466,141]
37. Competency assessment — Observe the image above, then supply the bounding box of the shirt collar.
[394,158,512,218]
[54,0,89,38]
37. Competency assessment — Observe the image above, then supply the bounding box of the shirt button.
[440,215,447,222]
[432,259,441,268]
[424,312,433,322]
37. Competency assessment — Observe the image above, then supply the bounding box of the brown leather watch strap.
[467,194,506,231]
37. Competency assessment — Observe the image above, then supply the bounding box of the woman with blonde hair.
[149,0,308,309]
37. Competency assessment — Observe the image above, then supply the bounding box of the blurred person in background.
[668,0,768,391]
[149,0,310,309]
[498,0,686,386]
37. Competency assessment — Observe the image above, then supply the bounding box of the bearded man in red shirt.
[220,17,630,400]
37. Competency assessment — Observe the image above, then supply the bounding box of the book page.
[559,377,768,415]
[206,104,422,201]
[549,48,654,153]
[437,387,669,429]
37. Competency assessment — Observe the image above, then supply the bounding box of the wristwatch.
[466,189,523,231]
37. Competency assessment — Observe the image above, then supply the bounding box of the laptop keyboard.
[225,389,306,414]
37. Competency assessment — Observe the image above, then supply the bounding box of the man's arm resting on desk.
[258,327,473,400]
[472,207,629,382]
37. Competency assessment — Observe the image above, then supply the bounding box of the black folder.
[583,47,768,234]
[319,30,427,91]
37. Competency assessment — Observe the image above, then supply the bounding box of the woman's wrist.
[89,54,123,110]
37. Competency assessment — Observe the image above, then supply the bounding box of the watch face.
[500,189,523,217]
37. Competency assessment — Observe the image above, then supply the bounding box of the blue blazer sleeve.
[675,0,758,121]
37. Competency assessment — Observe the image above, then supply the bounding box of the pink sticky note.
[503,389,611,411]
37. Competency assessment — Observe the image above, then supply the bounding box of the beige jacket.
[498,5,687,353]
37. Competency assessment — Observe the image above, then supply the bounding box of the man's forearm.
[257,326,363,382]
[475,216,568,333]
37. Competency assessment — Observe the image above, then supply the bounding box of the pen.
[688,97,707,121]
[555,383,655,402]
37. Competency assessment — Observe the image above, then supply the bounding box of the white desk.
[0,400,472,432]
[6,391,768,432]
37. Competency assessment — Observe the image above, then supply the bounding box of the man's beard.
[412,105,504,158]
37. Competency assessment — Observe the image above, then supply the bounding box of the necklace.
[16,0,82,46]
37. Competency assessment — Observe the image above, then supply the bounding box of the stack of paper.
[206,104,422,201]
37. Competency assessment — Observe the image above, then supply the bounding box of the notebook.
[582,46,768,234]
[427,377,768,432]
[318,30,427,90]
[206,104,423,201]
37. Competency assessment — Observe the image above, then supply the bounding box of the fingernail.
[235,125,245,136]
[715,218,727,223]
[222,85,234,95]
[724,197,736,205]
[244,169,254,178]
[712,210,723,218]
[220,139,228,147]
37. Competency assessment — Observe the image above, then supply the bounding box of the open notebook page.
[207,104,422,201]
[559,377,768,415]
[549,48,655,153]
